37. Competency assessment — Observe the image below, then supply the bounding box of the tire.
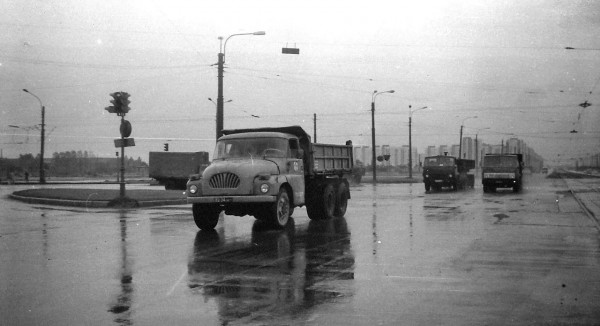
[192,204,220,230]
[334,182,349,217]
[322,183,336,219]
[269,188,291,228]
[306,182,336,220]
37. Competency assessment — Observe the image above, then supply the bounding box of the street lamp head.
[23,89,29,93]
[253,31,266,35]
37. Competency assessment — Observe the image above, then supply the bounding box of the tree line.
[1,151,148,179]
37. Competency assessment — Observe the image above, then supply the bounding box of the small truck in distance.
[186,126,353,230]
[422,154,475,192]
[482,153,523,193]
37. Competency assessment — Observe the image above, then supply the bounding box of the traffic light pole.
[120,116,126,200]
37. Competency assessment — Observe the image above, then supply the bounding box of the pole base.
[108,196,139,208]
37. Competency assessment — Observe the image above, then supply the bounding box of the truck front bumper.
[482,178,517,187]
[187,195,276,205]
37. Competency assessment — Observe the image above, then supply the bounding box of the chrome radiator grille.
[209,173,241,189]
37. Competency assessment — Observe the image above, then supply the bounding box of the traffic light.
[105,92,131,116]
[164,143,169,151]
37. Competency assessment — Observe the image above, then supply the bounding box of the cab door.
[286,138,305,206]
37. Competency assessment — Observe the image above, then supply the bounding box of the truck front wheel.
[270,188,291,228]
[192,204,220,230]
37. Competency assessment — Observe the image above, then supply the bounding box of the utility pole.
[22,89,46,184]
[216,43,224,140]
[313,113,317,142]
[408,113,412,179]
[371,101,377,183]
[459,124,464,159]
[215,31,265,141]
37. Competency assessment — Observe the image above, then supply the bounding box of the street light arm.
[460,115,478,126]
[222,31,266,62]
[372,89,395,102]
[23,89,42,107]
[409,105,428,118]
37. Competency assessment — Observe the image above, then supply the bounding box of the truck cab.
[423,155,459,191]
[422,155,475,192]
[482,154,523,192]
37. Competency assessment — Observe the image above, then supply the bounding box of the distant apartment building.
[438,145,449,156]
[353,135,542,169]
[426,146,437,157]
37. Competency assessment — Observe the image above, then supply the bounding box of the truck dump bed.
[311,142,353,175]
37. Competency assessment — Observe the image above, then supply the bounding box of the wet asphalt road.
[1,174,599,325]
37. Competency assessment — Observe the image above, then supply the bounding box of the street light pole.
[371,89,395,184]
[216,31,265,140]
[408,105,428,179]
[22,89,45,184]
[458,115,477,159]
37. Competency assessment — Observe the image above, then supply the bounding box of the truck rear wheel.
[335,182,349,217]
[307,182,336,220]
[192,204,220,230]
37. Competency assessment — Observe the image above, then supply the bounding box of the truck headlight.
[260,184,270,193]
[449,174,454,178]
[424,174,429,178]
[189,185,198,194]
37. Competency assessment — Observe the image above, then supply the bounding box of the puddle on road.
[493,213,510,223]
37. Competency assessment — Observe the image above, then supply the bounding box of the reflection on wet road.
[188,218,354,324]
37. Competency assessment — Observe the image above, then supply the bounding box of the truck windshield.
[424,157,455,167]
[483,156,518,167]
[214,138,288,160]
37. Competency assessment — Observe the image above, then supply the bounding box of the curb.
[8,193,186,208]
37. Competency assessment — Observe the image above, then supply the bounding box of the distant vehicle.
[422,154,475,192]
[149,151,210,190]
[541,167,548,174]
[186,126,354,229]
[482,154,523,193]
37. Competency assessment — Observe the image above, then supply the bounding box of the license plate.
[435,180,443,183]
[214,197,233,203]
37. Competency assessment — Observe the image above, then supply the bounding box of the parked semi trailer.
[186,126,353,229]
[149,151,210,190]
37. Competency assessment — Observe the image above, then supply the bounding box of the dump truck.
[482,153,523,192]
[149,151,210,190]
[186,126,353,229]
[422,155,475,192]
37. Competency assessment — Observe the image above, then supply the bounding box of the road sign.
[114,138,135,148]
[282,47,300,54]
[120,120,132,138]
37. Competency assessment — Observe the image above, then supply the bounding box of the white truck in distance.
[186,126,354,229]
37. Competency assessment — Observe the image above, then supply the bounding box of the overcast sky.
[1,0,599,165]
